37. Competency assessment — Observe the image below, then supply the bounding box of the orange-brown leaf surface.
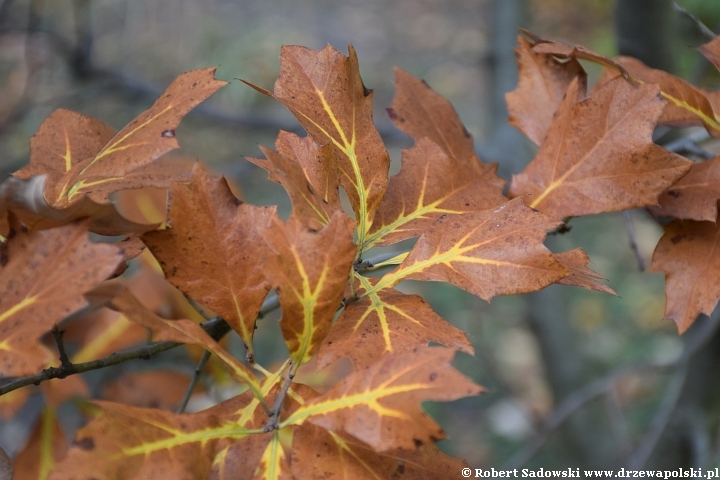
[248,45,390,247]
[0,221,122,376]
[13,109,117,206]
[649,219,720,333]
[66,68,226,205]
[142,164,275,357]
[366,198,568,302]
[106,287,263,396]
[0,175,158,236]
[283,346,482,452]
[275,130,340,208]
[14,406,67,480]
[49,395,267,480]
[506,35,587,145]
[529,35,720,136]
[248,145,342,230]
[262,212,355,368]
[13,67,223,209]
[383,69,504,207]
[102,370,199,410]
[699,35,720,71]
[366,138,507,249]
[509,77,692,218]
[318,276,473,370]
[554,248,616,295]
[291,423,470,480]
[650,156,720,222]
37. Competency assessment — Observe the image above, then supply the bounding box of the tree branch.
[0,293,284,397]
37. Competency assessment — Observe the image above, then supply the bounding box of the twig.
[662,129,711,157]
[501,363,665,470]
[623,211,646,271]
[504,310,720,470]
[0,293,285,397]
[263,361,294,432]
[673,2,716,41]
[50,325,72,371]
[627,311,720,468]
[176,349,211,414]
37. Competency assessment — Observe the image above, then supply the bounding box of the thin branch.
[662,129,712,158]
[0,293,285,397]
[501,362,666,470]
[176,349,211,414]
[263,361,294,432]
[627,311,720,468]
[50,325,72,371]
[623,210,646,271]
[673,2,716,41]
[503,310,720,470]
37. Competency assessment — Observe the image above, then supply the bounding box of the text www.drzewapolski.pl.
[461,467,719,478]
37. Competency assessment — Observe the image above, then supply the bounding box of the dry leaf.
[506,35,587,145]
[509,77,691,218]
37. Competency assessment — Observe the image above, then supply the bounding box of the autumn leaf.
[275,130,340,209]
[380,68,505,219]
[0,175,158,236]
[506,35,587,145]
[13,69,224,211]
[282,346,483,451]
[248,145,342,230]
[291,423,471,480]
[261,212,356,368]
[49,395,265,480]
[142,164,276,359]
[244,45,390,249]
[365,198,568,302]
[554,248,616,295]
[106,286,263,398]
[649,156,720,222]
[68,68,226,204]
[102,370,196,410]
[13,406,67,480]
[0,220,122,376]
[50,375,300,480]
[527,34,720,136]
[699,35,720,71]
[253,430,292,480]
[649,218,720,333]
[365,138,507,249]
[509,77,692,218]
[317,275,474,370]
[597,56,718,131]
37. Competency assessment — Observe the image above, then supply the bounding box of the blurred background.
[2,0,720,471]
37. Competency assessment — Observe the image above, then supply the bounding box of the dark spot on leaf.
[429,373,437,381]
[192,82,197,87]
[386,107,397,120]
[171,267,177,276]
[307,183,315,195]
[462,126,472,138]
[529,207,540,213]
[396,462,405,474]
[0,250,7,267]
[76,437,95,451]
[671,235,684,245]
[162,130,176,138]
[362,83,372,97]
[667,190,680,198]
[6,229,16,239]
[465,203,470,207]
[420,79,430,88]
[413,438,423,447]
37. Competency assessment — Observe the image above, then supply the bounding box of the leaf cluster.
[1,31,720,478]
